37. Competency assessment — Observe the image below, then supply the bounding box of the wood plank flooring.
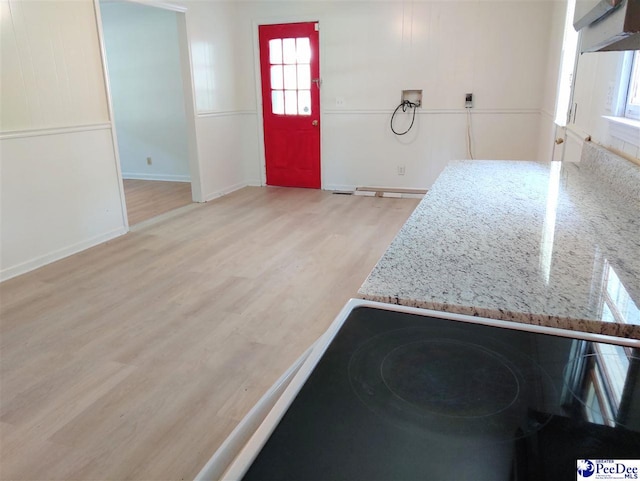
[0,187,419,480]
[123,179,192,225]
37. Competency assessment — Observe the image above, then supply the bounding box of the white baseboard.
[1,227,128,282]
[122,173,191,182]
[246,179,262,187]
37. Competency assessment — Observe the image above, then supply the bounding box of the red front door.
[259,22,321,189]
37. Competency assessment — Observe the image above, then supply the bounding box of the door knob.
[312,120,318,126]
[555,138,564,144]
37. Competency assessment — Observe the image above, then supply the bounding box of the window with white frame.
[625,51,640,120]
[605,50,640,149]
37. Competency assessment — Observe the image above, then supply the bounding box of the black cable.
[390,100,419,135]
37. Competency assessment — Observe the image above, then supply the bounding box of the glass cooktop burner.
[348,329,558,441]
[380,339,519,417]
[242,307,640,481]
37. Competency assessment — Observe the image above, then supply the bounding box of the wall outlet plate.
[465,93,473,108]
[605,82,614,111]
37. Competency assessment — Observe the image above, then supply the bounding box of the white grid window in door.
[268,37,311,116]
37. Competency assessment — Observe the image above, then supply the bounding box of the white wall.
[0,0,126,281]
[0,0,109,131]
[537,0,567,162]
[234,0,560,190]
[0,128,126,280]
[100,1,191,182]
[177,0,261,199]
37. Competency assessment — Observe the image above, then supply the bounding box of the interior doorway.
[98,0,199,225]
[122,179,192,225]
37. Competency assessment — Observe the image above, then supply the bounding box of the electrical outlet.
[336,97,345,107]
[147,157,152,165]
[605,82,614,111]
[397,165,406,176]
[465,93,473,109]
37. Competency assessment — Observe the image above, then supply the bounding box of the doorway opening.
[99,0,199,225]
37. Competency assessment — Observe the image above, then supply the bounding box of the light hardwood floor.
[0,187,419,480]
[123,179,193,226]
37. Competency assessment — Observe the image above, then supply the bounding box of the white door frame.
[252,16,324,188]
[93,0,204,229]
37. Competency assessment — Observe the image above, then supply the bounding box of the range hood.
[574,0,640,52]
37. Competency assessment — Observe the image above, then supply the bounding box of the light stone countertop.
[358,153,640,338]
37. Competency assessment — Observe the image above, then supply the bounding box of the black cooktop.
[242,307,640,481]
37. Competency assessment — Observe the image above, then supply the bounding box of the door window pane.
[282,38,296,64]
[283,65,297,90]
[297,64,311,90]
[269,39,282,64]
[284,90,297,115]
[272,90,284,115]
[270,65,283,89]
[296,37,311,63]
[266,35,314,116]
[298,90,311,115]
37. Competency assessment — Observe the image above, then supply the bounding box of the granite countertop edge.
[359,293,640,339]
